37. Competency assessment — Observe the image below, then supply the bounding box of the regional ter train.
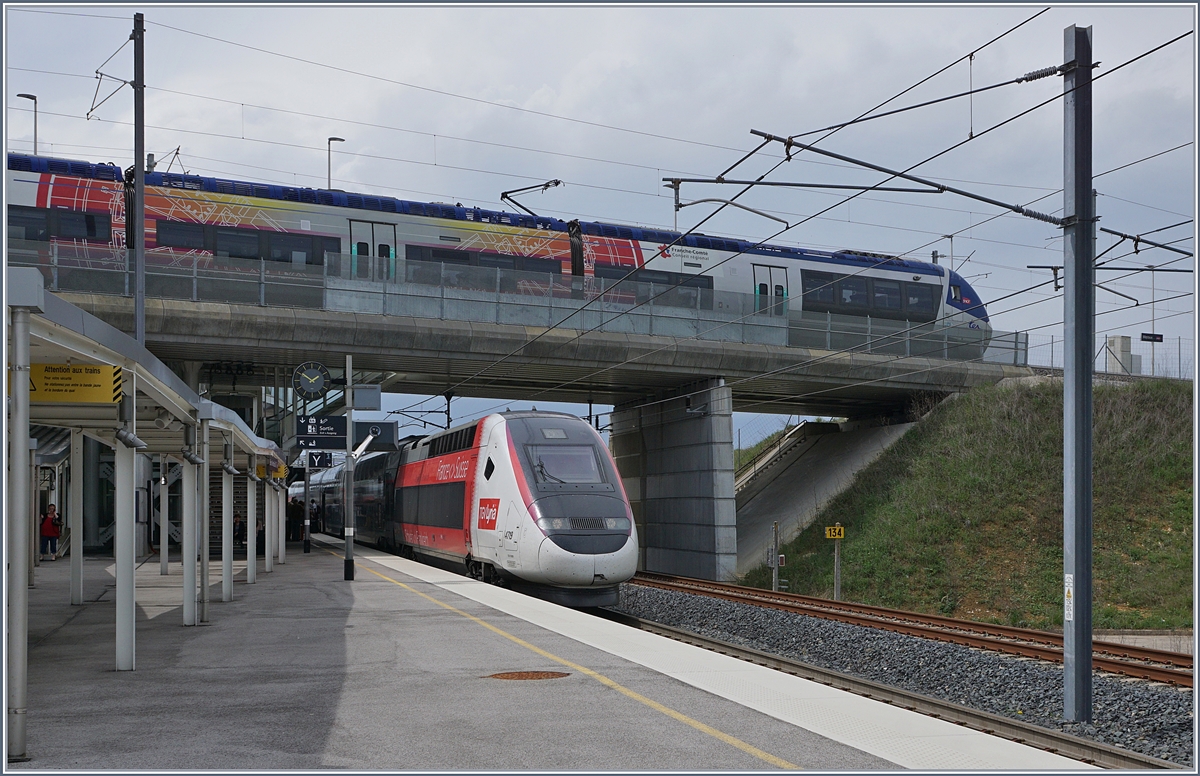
[6,152,992,355]
[294,411,638,608]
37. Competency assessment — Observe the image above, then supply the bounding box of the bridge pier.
[611,378,737,582]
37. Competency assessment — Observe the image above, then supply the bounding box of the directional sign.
[824,525,844,540]
[306,451,333,469]
[297,414,347,449]
[297,415,347,436]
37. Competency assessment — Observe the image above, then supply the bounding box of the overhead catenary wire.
[453,27,1197,401]
[390,16,1050,419]
[391,20,1190,416]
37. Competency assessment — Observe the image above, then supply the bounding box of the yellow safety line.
[328,548,799,769]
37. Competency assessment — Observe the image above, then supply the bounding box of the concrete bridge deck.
[58,292,1030,418]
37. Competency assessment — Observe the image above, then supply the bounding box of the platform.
[11,540,1095,770]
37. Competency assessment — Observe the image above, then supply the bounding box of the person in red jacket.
[40,504,63,561]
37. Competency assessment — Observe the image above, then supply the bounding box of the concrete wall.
[612,379,737,581]
[735,421,915,577]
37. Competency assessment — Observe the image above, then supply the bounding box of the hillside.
[742,378,1194,631]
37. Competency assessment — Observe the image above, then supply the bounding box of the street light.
[17,94,37,154]
[327,136,344,189]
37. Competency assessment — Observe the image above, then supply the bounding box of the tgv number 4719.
[301,412,638,608]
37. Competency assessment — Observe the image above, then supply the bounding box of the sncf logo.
[477,498,500,530]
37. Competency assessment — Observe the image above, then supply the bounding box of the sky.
[4,3,1195,445]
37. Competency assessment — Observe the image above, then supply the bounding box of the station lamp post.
[327,136,344,189]
[17,93,37,154]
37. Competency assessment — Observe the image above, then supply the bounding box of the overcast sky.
[5,4,1195,442]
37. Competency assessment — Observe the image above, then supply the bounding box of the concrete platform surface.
[11,540,1093,770]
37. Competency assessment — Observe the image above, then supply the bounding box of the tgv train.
[6,152,991,351]
[292,411,638,607]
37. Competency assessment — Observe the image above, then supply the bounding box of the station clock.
[292,361,332,401]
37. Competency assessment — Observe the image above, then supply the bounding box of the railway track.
[602,610,1183,770]
[631,573,1193,688]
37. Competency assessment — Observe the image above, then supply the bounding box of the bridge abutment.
[611,378,737,582]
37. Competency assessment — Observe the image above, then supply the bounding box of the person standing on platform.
[39,504,63,561]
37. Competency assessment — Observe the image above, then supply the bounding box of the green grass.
[742,379,1194,631]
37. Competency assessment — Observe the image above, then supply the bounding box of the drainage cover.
[487,671,569,680]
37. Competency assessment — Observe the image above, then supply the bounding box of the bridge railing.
[9,239,1029,366]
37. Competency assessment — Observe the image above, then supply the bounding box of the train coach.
[6,152,992,356]
[307,411,637,607]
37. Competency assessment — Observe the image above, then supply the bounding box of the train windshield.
[527,446,604,484]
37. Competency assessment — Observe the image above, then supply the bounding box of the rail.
[601,610,1184,770]
[632,573,1193,687]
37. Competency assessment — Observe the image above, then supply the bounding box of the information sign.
[824,525,844,540]
[1141,333,1164,343]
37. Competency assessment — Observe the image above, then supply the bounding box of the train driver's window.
[949,285,962,302]
[484,458,495,481]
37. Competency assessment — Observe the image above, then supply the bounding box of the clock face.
[292,361,331,401]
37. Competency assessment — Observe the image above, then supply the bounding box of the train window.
[949,284,963,302]
[484,458,495,481]
[156,220,205,250]
[756,282,769,314]
[431,248,471,265]
[57,211,111,240]
[837,276,870,308]
[873,279,903,311]
[479,254,516,270]
[355,241,369,256]
[268,233,313,265]
[801,270,837,307]
[215,228,260,260]
[377,244,391,259]
[8,206,49,241]
[527,445,603,484]
[905,284,937,320]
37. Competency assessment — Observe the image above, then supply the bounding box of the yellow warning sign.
[257,461,288,479]
[824,525,845,540]
[29,364,122,404]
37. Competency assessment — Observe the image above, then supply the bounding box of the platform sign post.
[303,454,311,554]
[825,523,844,600]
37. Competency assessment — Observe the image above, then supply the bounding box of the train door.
[499,503,522,571]
[349,220,397,281]
[753,264,788,316]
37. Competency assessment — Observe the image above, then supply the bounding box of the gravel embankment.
[615,584,1194,767]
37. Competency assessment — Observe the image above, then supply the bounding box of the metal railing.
[8,239,1030,366]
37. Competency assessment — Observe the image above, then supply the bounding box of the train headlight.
[604,517,629,531]
[536,517,569,532]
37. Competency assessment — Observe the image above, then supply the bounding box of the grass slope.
[742,378,1194,630]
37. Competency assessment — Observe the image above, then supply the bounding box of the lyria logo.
[477,498,500,530]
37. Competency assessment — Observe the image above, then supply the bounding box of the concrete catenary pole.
[8,307,33,759]
[1062,23,1095,723]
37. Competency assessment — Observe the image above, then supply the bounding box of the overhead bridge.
[13,247,1034,581]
